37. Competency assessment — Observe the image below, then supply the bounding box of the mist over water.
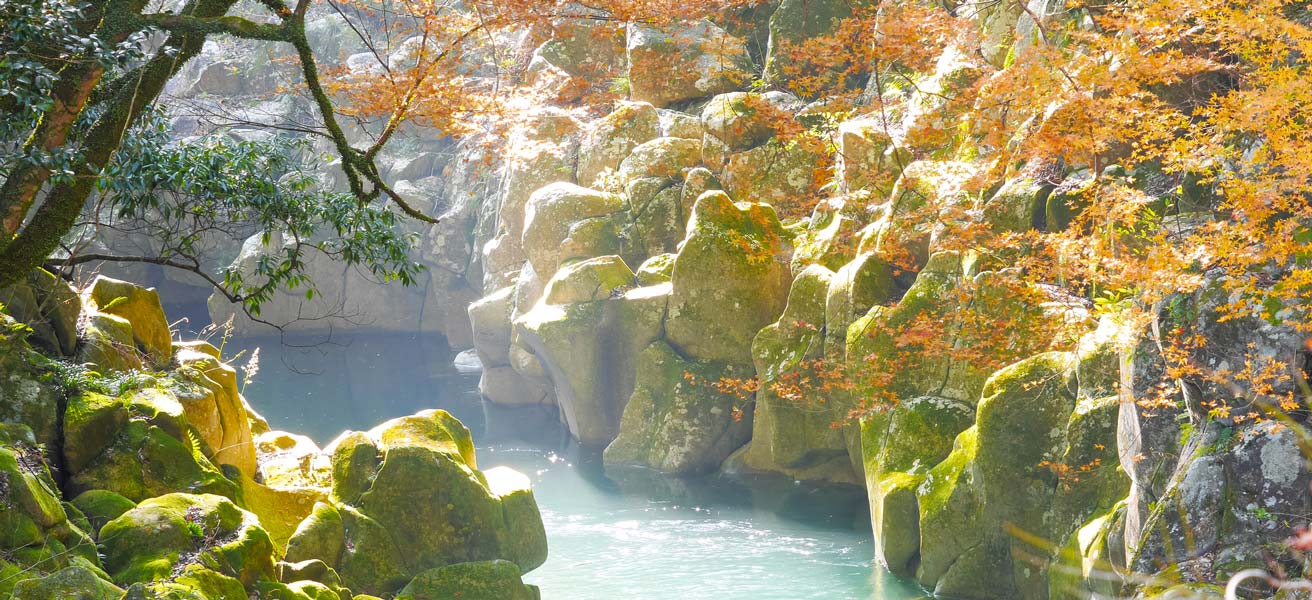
[230,333,926,600]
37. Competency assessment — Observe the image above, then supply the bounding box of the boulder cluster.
[0,274,547,599]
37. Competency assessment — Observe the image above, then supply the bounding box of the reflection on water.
[231,334,927,600]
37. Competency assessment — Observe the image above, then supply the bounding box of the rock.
[658,108,703,139]
[701,91,802,151]
[479,366,554,406]
[0,438,104,594]
[626,20,753,108]
[836,118,907,195]
[823,252,895,360]
[861,396,975,575]
[469,286,516,368]
[70,490,137,535]
[765,0,875,87]
[0,315,62,448]
[916,352,1082,598]
[100,493,276,587]
[63,390,238,502]
[680,168,723,223]
[720,140,830,209]
[981,174,1050,233]
[85,275,173,365]
[287,411,547,596]
[254,431,331,490]
[737,265,855,480]
[616,137,703,185]
[516,260,666,445]
[9,566,122,599]
[486,110,582,283]
[792,198,866,272]
[78,312,144,373]
[626,179,685,259]
[666,191,793,364]
[395,560,538,600]
[636,253,677,285]
[172,347,258,476]
[522,182,626,276]
[577,102,661,187]
[604,339,754,474]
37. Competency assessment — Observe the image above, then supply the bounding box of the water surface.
[231,333,926,600]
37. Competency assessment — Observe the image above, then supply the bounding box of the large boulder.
[62,389,238,502]
[515,258,667,445]
[0,314,63,448]
[733,265,860,482]
[171,345,258,476]
[764,0,875,88]
[100,492,276,588]
[9,566,123,599]
[604,339,754,475]
[521,182,626,277]
[577,102,661,187]
[665,191,793,364]
[85,275,173,365]
[626,20,753,108]
[285,410,546,597]
[0,429,105,597]
[396,560,538,600]
[616,136,703,186]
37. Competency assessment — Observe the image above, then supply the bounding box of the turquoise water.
[233,333,926,600]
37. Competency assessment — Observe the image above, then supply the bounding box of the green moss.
[395,560,537,600]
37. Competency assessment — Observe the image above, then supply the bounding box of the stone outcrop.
[0,275,548,599]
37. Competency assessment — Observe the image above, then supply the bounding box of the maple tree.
[0,0,763,305]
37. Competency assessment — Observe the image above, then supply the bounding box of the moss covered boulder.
[617,136,703,186]
[99,492,276,588]
[85,275,173,366]
[171,346,258,476]
[861,396,975,576]
[0,432,106,597]
[63,390,238,502]
[78,312,145,373]
[516,258,667,445]
[666,191,793,364]
[286,410,547,597]
[577,101,661,187]
[604,340,754,475]
[10,565,123,599]
[0,314,63,448]
[732,265,860,482]
[521,182,626,277]
[721,140,830,208]
[626,20,753,108]
[396,560,539,600]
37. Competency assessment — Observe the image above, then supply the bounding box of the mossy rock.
[395,560,538,600]
[666,191,792,364]
[292,412,547,597]
[577,101,661,187]
[700,92,797,151]
[720,140,829,209]
[100,493,276,588]
[604,339,753,475]
[764,0,876,88]
[70,490,137,535]
[517,267,666,446]
[626,20,753,108]
[9,565,123,600]
[0,325,62,448]
[521,182,626,276]
[63,392,237,502]
[636,253,677,285]
[617,136,703,186]
[77,312,144,374]
[170,347,258,476]
[86,275,173,365]
[742,265,857,481]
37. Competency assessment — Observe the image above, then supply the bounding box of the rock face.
[0,275,548,599]
[626,20,753,108]
[666,191,792,364]
[604,340,755,474]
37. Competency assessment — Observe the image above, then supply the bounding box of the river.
[228,332,926,600]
